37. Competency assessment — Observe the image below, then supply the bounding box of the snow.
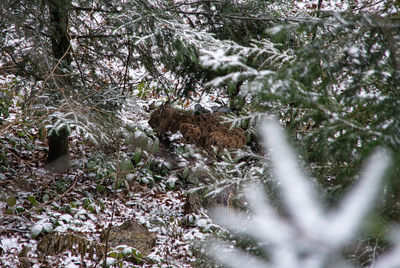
[267,26,285,35]
[1,182,215,266]
[348,46,361,57]
[293,0,391,13]
[171,131,183,141]
[59,214,73,223]
[0,237,20,253]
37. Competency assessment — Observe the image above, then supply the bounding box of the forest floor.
[0,90,232,267]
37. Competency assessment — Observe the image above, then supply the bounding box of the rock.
[194,104,210,115]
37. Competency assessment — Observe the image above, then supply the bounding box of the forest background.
[1,0,400,267]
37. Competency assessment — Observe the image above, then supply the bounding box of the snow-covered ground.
[0,167,217,267]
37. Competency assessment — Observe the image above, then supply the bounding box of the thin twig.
[175,10,322,24]
[71,4,118,13]
[103,140,121,268]
[312,0,323,40]
[122,38,132,93]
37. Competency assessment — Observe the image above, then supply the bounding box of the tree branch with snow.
[209,119,397,268]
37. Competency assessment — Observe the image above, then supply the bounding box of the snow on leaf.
[31,224,43,238]
[59,214,73,223]
[42,222,54,233]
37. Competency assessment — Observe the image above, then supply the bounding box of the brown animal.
[148,105,246,149]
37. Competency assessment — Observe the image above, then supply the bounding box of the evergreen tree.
[0,0,132,170]
[200,2,400,220]
[109,0,283,101]
[209,120,397,268]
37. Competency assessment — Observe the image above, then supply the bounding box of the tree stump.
[46,127,70,173]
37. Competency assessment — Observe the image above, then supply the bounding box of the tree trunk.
[48,0,72,66]
[46,0,72,173]
[46,127,71,173]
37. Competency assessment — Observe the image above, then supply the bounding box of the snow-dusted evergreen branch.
[189,148,269,199]
[221,112,265,130]
[40,97,119,145]
[200,38,294,89]
[373,229,400,268]
[111,0,224,57]
[209,120,394,268]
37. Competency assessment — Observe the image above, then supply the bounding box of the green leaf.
[15,206,25,214]
[182,167,190,180]
[6,196,17,207]
[28,195,39,207]
[119,158,134,173]
[118,252,123,259]
[151,137,159,154]
[108,251,118,258]
[138,134,148,148]
[130,248,143,264]
[132,248,142,258]
[143,137,158,155]
[133,148,142,164]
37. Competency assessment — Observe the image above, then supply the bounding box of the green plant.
[0,93,10,125]
[107,246,143,265]
[5,195,25,215]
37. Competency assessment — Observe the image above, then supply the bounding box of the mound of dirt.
[149,105,246,149]
[101,220,156,257]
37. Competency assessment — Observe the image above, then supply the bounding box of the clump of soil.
[149,105,246,149]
